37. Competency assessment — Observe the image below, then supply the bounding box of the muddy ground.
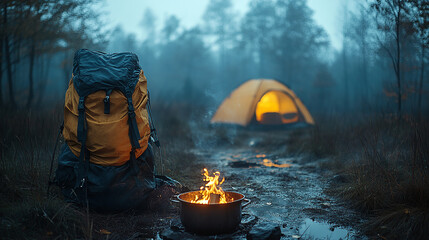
[90,129,368,240]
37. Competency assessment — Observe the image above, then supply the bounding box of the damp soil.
[188,146,367,239]
[91,129,368,239]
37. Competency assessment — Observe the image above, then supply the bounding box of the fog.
[1,0,428,119]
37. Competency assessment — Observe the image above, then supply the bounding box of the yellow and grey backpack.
[53,49,159,211]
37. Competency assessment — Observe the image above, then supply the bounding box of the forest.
[0,0,427,116]
[1,0,428,239]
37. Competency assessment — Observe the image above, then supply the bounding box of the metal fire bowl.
[174,191,251,235]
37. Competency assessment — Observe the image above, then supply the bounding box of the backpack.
[54,49,159,212]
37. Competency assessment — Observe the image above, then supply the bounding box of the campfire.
[191,168,229,204]
[173,168,251,234]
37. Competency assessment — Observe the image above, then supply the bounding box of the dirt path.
[187,132,367,239]
[90,130,367,239]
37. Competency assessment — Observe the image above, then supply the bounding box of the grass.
[0,106,86,239]
[295,113,429,239]
[1,102,428,239]
[0,103,203,239]
[348,119,429,239]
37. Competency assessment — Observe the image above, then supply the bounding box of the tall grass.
[348,120,429,239]
[0,106,86,239]
[300,114,429,239]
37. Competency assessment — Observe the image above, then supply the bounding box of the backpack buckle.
[128,111,136,118]
[79,177,86,188]
[78,98,85,111]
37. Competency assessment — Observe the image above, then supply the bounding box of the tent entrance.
[255,91,299,125]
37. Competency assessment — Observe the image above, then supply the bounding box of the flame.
[191,168,228,204]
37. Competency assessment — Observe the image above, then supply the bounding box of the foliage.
[0,0,107,108]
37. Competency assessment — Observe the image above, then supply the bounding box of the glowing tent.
[211,79,314,126]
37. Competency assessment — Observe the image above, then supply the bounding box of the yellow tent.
[211,79,314,126]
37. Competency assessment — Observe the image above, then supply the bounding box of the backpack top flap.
[72,49,141,97]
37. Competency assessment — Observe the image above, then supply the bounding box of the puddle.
[298,218,354,240]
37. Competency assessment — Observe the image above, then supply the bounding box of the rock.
[160,227,244,240]
[241,214,257,225]
[247,222,281,240]
[169,218,184,232]
[160,228,197,240]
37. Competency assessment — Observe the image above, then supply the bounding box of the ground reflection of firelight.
[261,159,291,168]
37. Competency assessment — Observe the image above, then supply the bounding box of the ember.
[191,168,228,204]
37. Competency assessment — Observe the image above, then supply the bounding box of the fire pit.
[172,169,251,234]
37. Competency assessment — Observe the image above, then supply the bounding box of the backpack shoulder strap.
[77,96,86,142]
[126,89,141,149]
[76,95,89,189]
[125,88,142,176]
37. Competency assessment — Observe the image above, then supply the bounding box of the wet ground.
[91,130,368,239]
[188,141,367,240]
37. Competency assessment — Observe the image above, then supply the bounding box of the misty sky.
[104,0,343,50]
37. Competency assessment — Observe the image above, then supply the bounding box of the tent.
[211,79,315,126]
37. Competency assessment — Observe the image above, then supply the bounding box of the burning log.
[191,168,228,204]
[209,193,221,204]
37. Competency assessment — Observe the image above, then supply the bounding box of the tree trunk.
[0,36,3,107]
[341,7,349,113]
[4,3,16,108]
[36,54,52,107]
[362,41,368,110]
[343,47,349,112]
[396,1,402,117]
[0,3,4,107]
[27,39,35,108]
[418,44,425,121]
[62,50,71,90]
[258,37,265,77]
[258,44,263,77]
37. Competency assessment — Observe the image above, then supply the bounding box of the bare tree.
[371,0,414,117]
[341,3,350,112]
[0,5,4,107]
[409,0,428,120]
[3,2,16,107]
[273,0,328,87]
[350,2,373,108]
[241,0,276,77]
[1,0,107,108]
[203,0,236,81]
